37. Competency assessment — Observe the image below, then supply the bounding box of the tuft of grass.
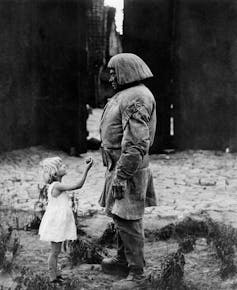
[145,215,237,280]
[64,237,108,266]
[0,225,21,273]
[23,215,42,231]
[149,250,186,290]
[205,218,237,279]
[34,184,48,218]
[145,217,209,242]
[14,267,85,290]
[38,184,49,202]
[97,222,117,247]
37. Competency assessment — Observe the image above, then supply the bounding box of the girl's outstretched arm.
[52,158,93,197]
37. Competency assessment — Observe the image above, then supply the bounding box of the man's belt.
[101,146,149,171]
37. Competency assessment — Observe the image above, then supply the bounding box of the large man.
[99,53,157,290]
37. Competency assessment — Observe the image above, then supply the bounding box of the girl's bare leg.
[48,241,62,281]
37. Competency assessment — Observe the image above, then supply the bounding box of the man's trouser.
[113,214,145,269]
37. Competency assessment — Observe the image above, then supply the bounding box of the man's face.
[109,68,118,90]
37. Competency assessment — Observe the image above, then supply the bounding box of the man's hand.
[112,177,126,200]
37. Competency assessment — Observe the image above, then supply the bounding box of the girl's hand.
[85,157,94,170]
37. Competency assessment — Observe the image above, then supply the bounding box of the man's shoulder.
[119,84,155,109]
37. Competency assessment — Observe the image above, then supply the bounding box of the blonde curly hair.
[40,156,62,184]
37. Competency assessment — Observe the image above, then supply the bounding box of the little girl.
[38,156,93,284]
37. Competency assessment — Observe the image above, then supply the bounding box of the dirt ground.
[1,109,237,289]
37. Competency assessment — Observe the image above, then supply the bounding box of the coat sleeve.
[116,100,151,180]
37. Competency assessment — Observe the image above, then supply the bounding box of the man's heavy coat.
[99,83,157,219]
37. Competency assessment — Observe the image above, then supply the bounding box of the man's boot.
[102,230,129,276]
[101,256,129,276]
[112,266,148,290]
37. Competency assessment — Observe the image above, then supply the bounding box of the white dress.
[39,182,77,242]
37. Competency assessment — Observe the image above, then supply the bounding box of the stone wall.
[87,0,105,106]
[123,0,173,152]
[87,2,122,107]
[175,0,237,151]
[0,2,39,151]
[0,0,89,153]
[123,0,237,152]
